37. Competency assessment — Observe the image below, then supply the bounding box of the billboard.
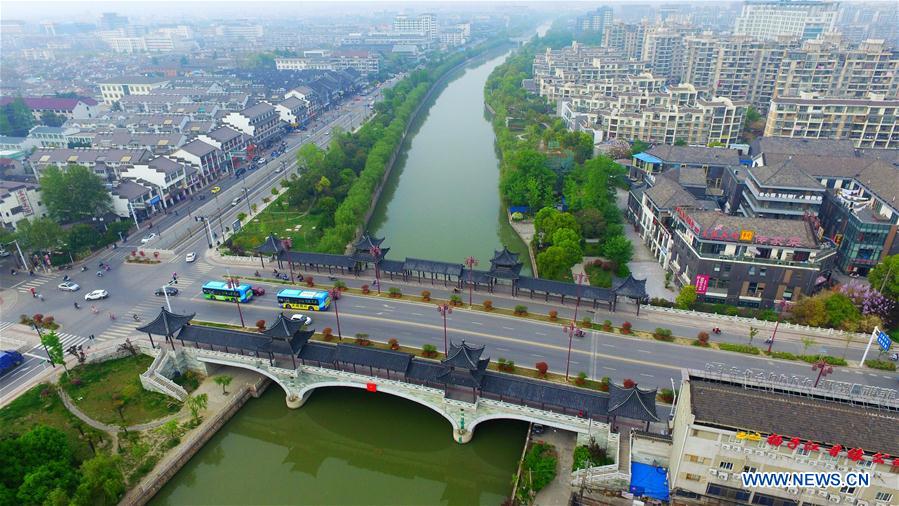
[694,274,710,295]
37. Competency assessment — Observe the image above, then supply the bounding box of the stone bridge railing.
[178,347,609,444]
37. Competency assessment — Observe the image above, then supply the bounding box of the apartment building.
[733,0,838,41]
[393,13,437,39]
[602,22,647,61]
[275,50,379,76]
[221,102,282,147]
[642,26,691,83]
[764,93,899,149]
[0,96,99,121]
[669,369,899,506]
[28,147,152,181]
[0,181,48,230]
[169,139,226,182]
[98,76,170,105]
[577,7,613,35]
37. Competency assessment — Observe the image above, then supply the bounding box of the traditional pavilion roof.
[351,233,389,263]
[256,233,285,255]
[261,313,308,339]
[608,383,660,422]
[488,247,524,280]
[439,341,489,388]
[137,307,195,336]
[612,275,648,300]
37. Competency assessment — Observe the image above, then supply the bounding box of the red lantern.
[828,445,842,457]
[892,457,899,467]
[872,453,887,465]
[366,382,377,392]
[847,448,864,462]
[802,441,820,452]
[787,437,801,450]
[767,434,783,447]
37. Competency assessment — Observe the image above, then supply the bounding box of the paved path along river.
[369,50,532,273]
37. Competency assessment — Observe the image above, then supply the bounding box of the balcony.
[678,232,836,269]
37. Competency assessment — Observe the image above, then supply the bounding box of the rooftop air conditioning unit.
[787,488,800,495]
[856,501,868,506]
[719,472,729,480]
[709,468,718,476]
[826,464,836,470]
[819,490,831,498]
[829,494,841,503]
[845,498,857,505]
[723,444,732,451]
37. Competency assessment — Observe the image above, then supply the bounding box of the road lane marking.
[502,326,514,330]
[535,332,547,336]
[602,344,616,348]
[471,322,483,325]
[603,367,616,371]
[640,373,654,378]
[496,347,510,352]
[410,312,423,316]
[637,349,651,354]
[530,354,545,358]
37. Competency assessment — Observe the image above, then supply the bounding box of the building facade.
[733,0,838,41]
[764,94,899,149]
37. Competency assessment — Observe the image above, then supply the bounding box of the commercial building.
[169,139,226,182]
[733,0,838,41]
[98,76,170,105]
[764,93,899,149]
[275,50,379,76]
[0,181,48,230]
[120,156,196,209]
[27,147,152,181]
[221,102,282,147]
[669,369,899,506]
[393,13,437,40]
[0,96,99,121]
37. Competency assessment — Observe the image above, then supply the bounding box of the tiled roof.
[750,137,857,157]
[646,145,741,166]
[240,102,275,120]
[748,160,823,190]
[683,210,819,248]
[178,139,217,157]
[645,174,700,210]
[689,376,899,456]
[0,96,98,110]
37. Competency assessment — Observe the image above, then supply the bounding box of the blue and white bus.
[202,281,253,303]
[276,288,331,311]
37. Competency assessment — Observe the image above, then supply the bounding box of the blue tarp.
[629,462,670,501]
[633,152,663,164]
[508,206,529,215]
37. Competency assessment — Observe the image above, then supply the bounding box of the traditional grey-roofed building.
[608,382,660,429]
[222,102,282,147]
[439,341,489,401]
[169,139,225,182]
[136,307,195,348]
[351,233,388,264]
[612,275,649,314]
[487,247,524,283]
[740,159,825,219]
[197,125,250,156]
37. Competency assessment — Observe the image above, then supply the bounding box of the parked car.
[0,351,24,377]
[84,289,109,300]
[185,252,196,263]
[290,313,312,325]
[155,286,179,296]
[257,157,266,165]
[251,286,266,296]
[58,281,80,292]
[0,250,10,257]
[531,424,546,436]
[141,233,158,244]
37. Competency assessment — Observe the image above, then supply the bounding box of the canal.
[150,388,528,505]
[368,49,532,274]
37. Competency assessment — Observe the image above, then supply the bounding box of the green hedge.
[718,343,761,355]
[865,359,897,371]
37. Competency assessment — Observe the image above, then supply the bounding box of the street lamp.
[437,303,452,355]
[371,245,382,295]
[210,186,225,238]
[328,288,342,340]
[226,272,245,327]
[562,321,576,381]
[161,282,173,312]
[766,300,791,353]
[464,256,478,308]
[812,359,833,387]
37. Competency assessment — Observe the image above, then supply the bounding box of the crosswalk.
[15,275,54,295]
[0,321,93,354]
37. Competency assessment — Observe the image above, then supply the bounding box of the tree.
[601,235,633,270]
[537,246,571,280]
[186,393,208,422]
[18,425,72,470]
[748,326,759,346]
[869,254,899,300]
[40,110,66,127]
[314,175,331,194]
[630,139,649,156]
[158,420,181,442]
[16,461,77,505]
[801,337,816,355]
[675,285,697,310]
[17,217,64,252]
[0,97,35,137]
[40,331,66,374]
[574,208,606,239]
[214,375,233,395]
[39,164,111,223]
[823,293,861,329]
[791,295,827,327]
[71,454,124,506]
[674,139,687,146]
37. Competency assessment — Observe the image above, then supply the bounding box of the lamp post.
[464,256,478,308]
[329,288,342,340]
[563,321,575,381]
[210,187,224,237]
[437,303,452,355]
[226,273,245,327]
[767,300,791,353]
[161,282,173,312]
[573,272,586,323]
[812,359,833,387]
[371,245,382,295]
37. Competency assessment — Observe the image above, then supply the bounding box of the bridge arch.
[297,382,460,433]
[195,357,295,400]
[467,412,593,436]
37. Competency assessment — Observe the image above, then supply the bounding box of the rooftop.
[99,76,170,85]
[748,159,823,190]
[679,209,820,249]
[646,145,741,166]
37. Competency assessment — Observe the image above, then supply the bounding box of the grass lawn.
[228,193,325,252]
[61,354,182,426]
[0,383,108,460]
[584,262,613,288]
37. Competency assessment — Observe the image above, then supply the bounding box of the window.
[759,267,767,277]
[687,454,703,463]
[719,461,734,471]
[839,485,856,494]
[875,492,892,502]
[684,473,702,481]
[743,466,756,474]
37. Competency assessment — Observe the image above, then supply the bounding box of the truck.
[0,350,24,376]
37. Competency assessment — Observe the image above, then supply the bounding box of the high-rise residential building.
[393,13,437,40]
[642,25,692,83]
[214,24,264,39]
[682,35,719,89]
[576,7,613,35]
[602,22,647,60]
[764,92,899,149]
[733,0,838,41]
[99,12,128,30]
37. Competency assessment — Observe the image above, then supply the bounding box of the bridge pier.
[285,390,312,409]
[455,428,473,444]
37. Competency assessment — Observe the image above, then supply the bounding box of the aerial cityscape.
[0,1,897,505]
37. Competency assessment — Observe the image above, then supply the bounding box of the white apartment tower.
[734,0,838,41]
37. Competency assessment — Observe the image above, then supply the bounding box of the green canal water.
[368,50,532,274]
[150,388,527,505]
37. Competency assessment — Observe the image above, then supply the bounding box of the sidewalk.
[533,428,577,506]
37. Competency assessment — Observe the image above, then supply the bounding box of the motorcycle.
[574,329,586,338]
[764,337,774,345]
[81,265,88,272]
[96,271,103,277]
[890,353,898,362]
[712,327,722,335]
[132,314,141,322]
[73,302,80,310]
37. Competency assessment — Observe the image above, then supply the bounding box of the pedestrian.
[38,293,44,302]
[30,287,36,297]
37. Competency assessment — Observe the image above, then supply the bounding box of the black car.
[155,286,179,296]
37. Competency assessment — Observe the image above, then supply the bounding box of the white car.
[230,197,241,207]
[141,233,158,244]
[290,314,312,325]
[58,282,80,292]
[257,157,266,165]
[185,252,196,263]
[84,289,109,301]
